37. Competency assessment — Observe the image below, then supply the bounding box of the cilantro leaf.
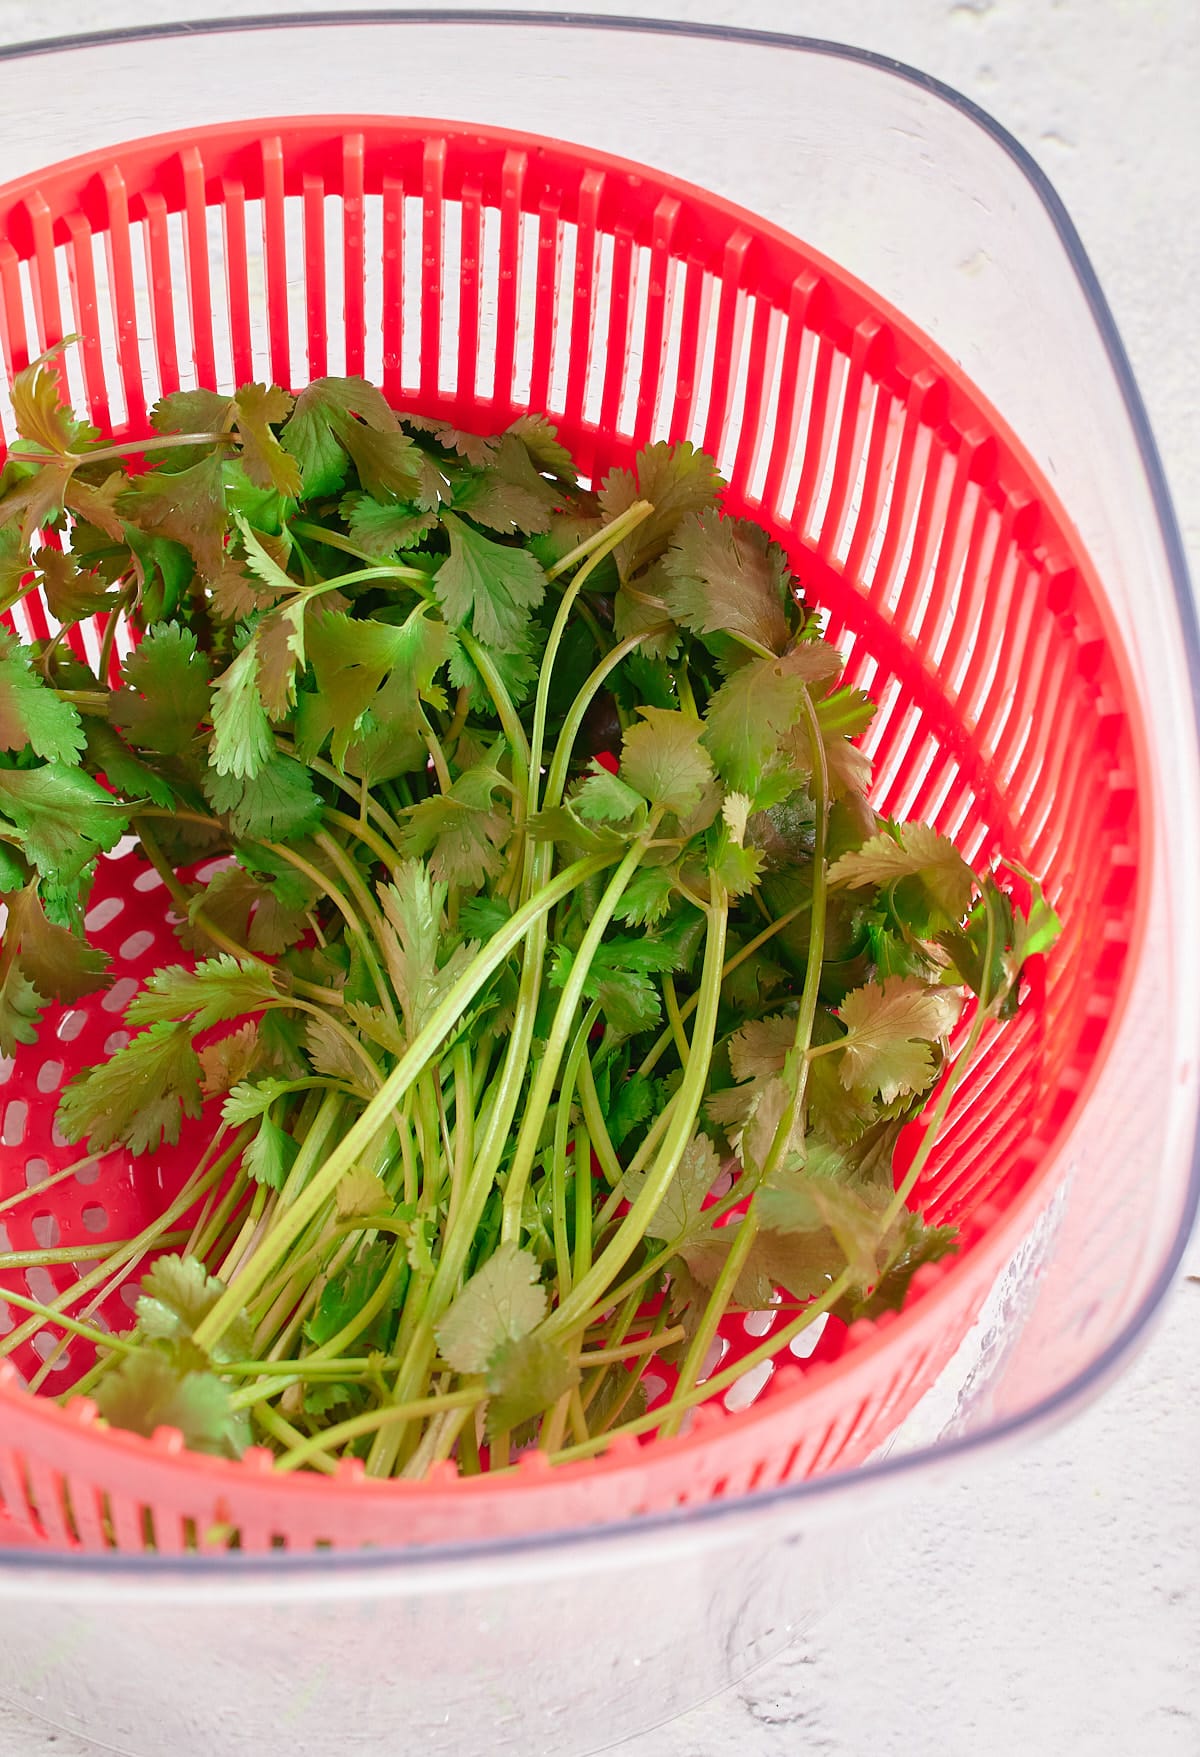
[433,512,547,651]
[304,1240,406,1347]
[835,977,960,1103]
[111,623,212,755]
[208,557,267,624]
[37,547,122,626]
[280,375,409,499]
[253,608,308,725]
[573,762,646,826]
[399,761,511,888]
[199,1021,264,1095]
[612,565,681,663]
[445,628,539,717]
[527,801,632,858]
[403,413,497,469]
[623,1132,721,1246]
[84,721,178,810]
[304,604,453,770]
[56,1020,203,1152]
[302,1381,357,1419]
[506,415,578,484]
[839,1211,959,1320]
[11,354,92,454]
[376,861,449,1040]
[203,752,323,842]
[243,1111,300,1190]
[338,421,422,504]
[341,493,437,557]
[758,1170,886,1293]
[0,882,110,1002]
[221,1077,294,1128]
[456,894,512,944]
[700,653,811,797]
[710,801,765,898]
[210,638,274,780]
[663,510,794,655]
[598,441,724,580]
[828,824,975,927]
[1010,871,1062,966]
[0,522,29,611]
[0,842,29,891]
[612,865,678,927]
[119,450,227,580]
[151,387,233,438]
[620,707,716,819]
[335,1165,391,1220]
[436,1242,547,1374]
[136,1253,253,1363]
[805,1046,880,1145]
[126,955,279,1032]
[708,1014,800,1165]
[485,1331,579,1436]
[0,639,85,762]
[301,1011,372,1092]
[94,1346,247,1458]
[607,1070,657,1148]
[550,942,661,1038]
[195,852,317,956]
[231,383,302,498]
[0,961,43,1057]
[452,432,560,535]
[0,763,128,884]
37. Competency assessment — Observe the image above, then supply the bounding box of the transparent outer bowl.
[0,15,1196,1757]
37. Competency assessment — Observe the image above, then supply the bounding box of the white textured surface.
[0,3,1197,1753]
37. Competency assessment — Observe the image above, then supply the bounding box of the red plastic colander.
[0,98,1161,1556]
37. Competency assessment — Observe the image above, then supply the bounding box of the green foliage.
[0,366,1052,1489]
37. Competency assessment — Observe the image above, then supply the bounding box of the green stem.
[445,1042,475,1235]
[191,852,616,1356]
[663,974,690,1069]
[549,1006,600,1295]
[1,1137,239,1365]
[541,624,673,812]
[500,837,652,1244]
[572,1122,594,1284]
[636,904,811,1080]
[322,805,405,876]
[272,836,398,1029]
[0,1290,139,1356]
[0,1153,101,1216]
[880,893,1000,1234]
[526,500,653,817]
[658,1199,761,1439]
[761,688,829,1183]
[551,1267,855,1464]
[576,1049,625,1189]
[0,1230,191,1270]
[274,1386,484,1474]
[544,499,653,583]
[545,888,729,1339]
[457,629,531,794]
[187,1168,251,1264]
[252,1400,339,1474]
[96,431,232,461]
[580,1326,686,1367]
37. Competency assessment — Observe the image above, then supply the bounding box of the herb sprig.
[0,351,1057,1477]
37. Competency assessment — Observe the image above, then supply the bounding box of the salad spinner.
[0,14,1196,1757]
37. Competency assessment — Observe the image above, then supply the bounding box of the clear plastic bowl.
[0,14,1196,1757]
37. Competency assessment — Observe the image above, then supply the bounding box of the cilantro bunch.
[0,351,1057,1480]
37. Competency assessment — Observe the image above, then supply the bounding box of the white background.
[0,3,1197,1753]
